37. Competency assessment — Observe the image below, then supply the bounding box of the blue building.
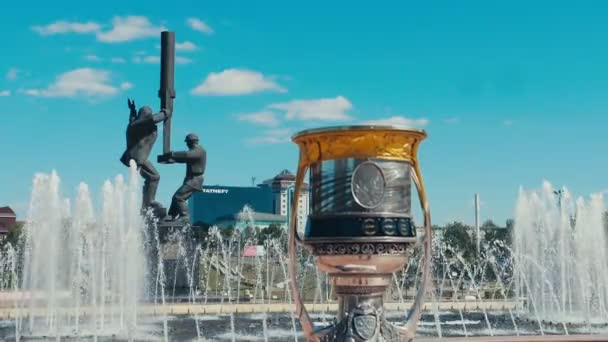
[189,185,274,225]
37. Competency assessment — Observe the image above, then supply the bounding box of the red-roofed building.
[0,206,17,240]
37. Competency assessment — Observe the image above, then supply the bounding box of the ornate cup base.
[313,288,412,342]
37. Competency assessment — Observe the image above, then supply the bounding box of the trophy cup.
[288,125,432,342]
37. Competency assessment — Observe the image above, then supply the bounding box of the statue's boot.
[162,214,176,222]
[176,216,190,224]
[162,215,190,225]
[141,162,160,207]
[143,183,159,207]
[149,202,166,219]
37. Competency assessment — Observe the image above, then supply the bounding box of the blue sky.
[1,1,608,225]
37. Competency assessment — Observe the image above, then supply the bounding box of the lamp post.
[288,125,432,341]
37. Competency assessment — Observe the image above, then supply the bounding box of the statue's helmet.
[138,106,153,117]
[185,133,199,142]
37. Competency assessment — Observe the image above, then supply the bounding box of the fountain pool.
[1,170,608,341]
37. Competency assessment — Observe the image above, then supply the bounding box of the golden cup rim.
[292,125,427,141]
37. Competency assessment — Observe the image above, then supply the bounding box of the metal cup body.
[288,126,432,342]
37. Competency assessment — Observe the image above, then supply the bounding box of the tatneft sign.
[201,188,229,194]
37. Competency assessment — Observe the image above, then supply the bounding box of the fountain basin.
[0,300,523,319]
[418,336,608,341]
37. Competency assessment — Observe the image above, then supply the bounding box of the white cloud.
[269,96,352,121]
[132,55,191,64]
[32,20,101,35]
[144,56,159,63]
[111,57,126,63]
[97,16,166,43]
[186,18,213,34]
[362,116,428,127]
[444,117,460,124]
[0,90,10,96]
[503,119,514,127]
[84,54,102,62]
[176,41,197,52]
[120,82,133,90]
[22,89,41,96]
[23,68,129,98]
[237,111,279,127]
[191,69,286,96]
[246,128,292,145]
[32,17,166,43]
[132,55,159,64]
[175,56,192,64]
[6,68,19,80]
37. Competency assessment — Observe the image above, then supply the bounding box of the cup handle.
[401,161,433,339]
[288,163,316,337]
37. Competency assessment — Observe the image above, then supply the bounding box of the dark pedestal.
[145,219,202,299]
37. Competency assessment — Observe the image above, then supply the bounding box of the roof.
[273,169,296,181]
[0,206,16,216]
[243,245,266,257]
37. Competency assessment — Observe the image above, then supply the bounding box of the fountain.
[0,163,153,341]
[2,27,608,342]
[513,181,608,326]
[2,169,608,340]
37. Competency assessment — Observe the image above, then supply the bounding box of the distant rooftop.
[273,169,296,181]
[0,206,16,217]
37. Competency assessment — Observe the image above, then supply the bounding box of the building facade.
[0,206,17,241]
[189,185,274,225]
[262,170,310,233]
[188,170,311,232]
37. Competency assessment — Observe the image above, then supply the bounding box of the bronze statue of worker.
[120,98,172,210]
[159,133,206,223]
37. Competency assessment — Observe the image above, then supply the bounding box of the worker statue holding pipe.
[158,133,206,223]
[120,100,172,210]
[149,30,207,223]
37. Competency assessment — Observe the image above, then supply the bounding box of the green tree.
[442,221,476,261]
[240,225,257,242]
[221,225,235,239]
[481,219,498,229]
[479,219,513,249]
[1,222,24,249]
[484,227,511,247]
[257,223,284,246]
